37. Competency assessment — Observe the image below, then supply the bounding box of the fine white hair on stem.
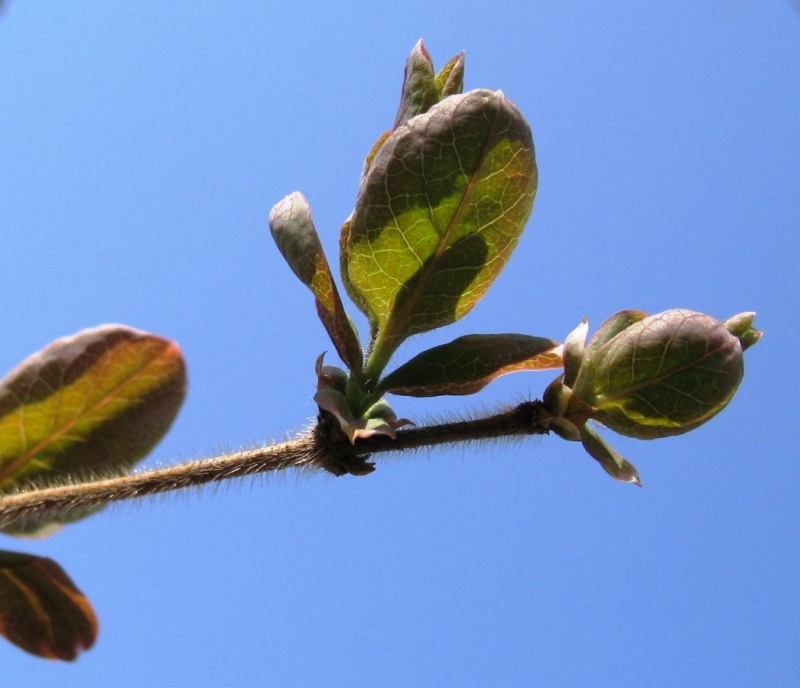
[0,401,549,531]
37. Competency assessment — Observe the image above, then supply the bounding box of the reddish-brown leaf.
[0,550,98,660]
[0,325,187,532]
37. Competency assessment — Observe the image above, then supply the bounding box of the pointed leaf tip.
[724,312,762,351]
[580,423,642,486]
[0,551,98,660]
[434,51,465,99]
[393,40,438,129]
[379,334,562,397]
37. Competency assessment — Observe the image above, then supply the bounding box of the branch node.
[315,410,376,477]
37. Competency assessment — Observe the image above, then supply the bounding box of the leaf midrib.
[0,344,172,488]
[377,98,503,349]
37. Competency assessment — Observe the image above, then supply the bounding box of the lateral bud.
[573,309,760,439]
[541,309,761,484]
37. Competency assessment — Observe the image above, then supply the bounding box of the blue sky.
[1,1,798,685]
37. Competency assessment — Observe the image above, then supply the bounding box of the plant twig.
[0,401,547,531]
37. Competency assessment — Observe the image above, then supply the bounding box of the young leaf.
[573,310,753,439]
[379,334,562,397]
[581,310,647,363]
[344,89,537,376]
[314,388,412,444]
[393,39,439,129]
[0,326,187,524]
[0,550,98,660]
[363,45,463,189]
[724,312,761,351]
[579,423,642,486]
[433,52,465,99]
[339,215,379,344]
[562,318,589,388]
[270,193,364,376]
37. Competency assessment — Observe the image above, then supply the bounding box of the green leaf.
[433,51,465,99]
[574,310,747,439]
[542,374,571,417]
[270,192,364,376]
[0,550,98,660]
[0,325,187,529]
[362,45,463,193]
[582,310,647,363]
[724,311,762,351]
[579,423,642,486]
[562,318,588,388]
[343,89,537,377]
[393,39,439,129]
[379,334,562,397]
[338,215,380,344]
[549,415,583,442]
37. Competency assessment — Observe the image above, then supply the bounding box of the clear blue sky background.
[1,2,798,686]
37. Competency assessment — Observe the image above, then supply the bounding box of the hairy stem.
[0,401,548,531]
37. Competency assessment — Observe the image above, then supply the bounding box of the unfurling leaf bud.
[541,309,761,485]
[314,354,413,444]
[314,387,413,444]
[573,309,761,440]
[393,40,466,129]
[724,311,761,351]
[393,40,438,129]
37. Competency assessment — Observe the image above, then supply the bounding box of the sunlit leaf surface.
[433,51,465,100]
[379,334,562,397]
[0,325,187,501]
[0,550,97,660]
[344,89,537,371]
[574,310,746,439]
